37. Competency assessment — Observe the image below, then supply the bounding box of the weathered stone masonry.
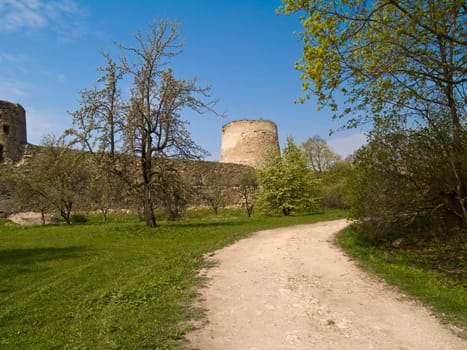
[220,119,280,168]
[0,100,27,163]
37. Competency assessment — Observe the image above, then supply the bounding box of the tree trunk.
[246,204,254,217]
[61,207,72,224]
[243,194,253,217]
[143,184,157,227]
[141,131,157,227]
[101,208,108,222]
[40,208,46,225]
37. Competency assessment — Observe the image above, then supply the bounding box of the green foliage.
[11,135,90,224]
[256,137,319,215]
[279,0,466,124]
[318,160,352,210]
[336,226,467,335]
[0,210,346,349]
[0,218,12,226]
[280,0,467,232]
[299,136,350,210]
[345,122,467,243]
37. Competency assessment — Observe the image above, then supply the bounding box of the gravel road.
[187,219,466,350]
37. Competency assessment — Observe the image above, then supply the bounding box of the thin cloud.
[0,79,28,99]
[0,52,30,64]
[0,0,83,38]
[56,73,66,82]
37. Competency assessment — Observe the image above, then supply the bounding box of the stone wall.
[0,153,253,216]
[154,157,254,207]
[220,119,279,168]
[0,100,27,163]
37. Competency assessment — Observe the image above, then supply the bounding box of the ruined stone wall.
[220,119,279,168]
[0,100,27,163]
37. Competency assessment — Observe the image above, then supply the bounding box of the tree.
[84,156,126,221]
[70,19,222,227]
[68,52,127,222]
[256,137,318,215]
[237,168,258,217]
[12,135,90,224]
[301,136,341,173]
[279,0,467,227]
[10,166,51,224]
[318,160,352,209]
[153,158,190,220]
[198,166,234,216]
[346,118,467,242]
[70,51,124,159]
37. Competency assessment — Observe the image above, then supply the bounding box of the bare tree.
[237,169,257,217]
[70,51,124,159]
[200,167,228,216]
[12,135,90,224]
[70,19,223,227]
[153,158,190,220]
[301,136,341,173]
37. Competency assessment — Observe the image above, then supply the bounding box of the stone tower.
[0,100,27,163]
[220,119,279,168]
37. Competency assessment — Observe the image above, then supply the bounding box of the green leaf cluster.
[279,0,466,125]
[280,0,467,235]
[256,137,319,215]
[345,118,467,242]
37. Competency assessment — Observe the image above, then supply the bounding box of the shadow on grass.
[0,246,88,266]
[166,220,242,229]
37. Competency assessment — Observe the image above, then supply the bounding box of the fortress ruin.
[0,101,281,218]
[220,119,280,168]
[0,100,27,163]
[0,100,280,169]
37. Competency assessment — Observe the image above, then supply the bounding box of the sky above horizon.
[0,0,366,160]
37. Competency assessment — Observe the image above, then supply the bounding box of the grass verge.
[335,225,467,338]
[0,209,346,349]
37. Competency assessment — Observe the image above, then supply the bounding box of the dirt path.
[187,220,466,350]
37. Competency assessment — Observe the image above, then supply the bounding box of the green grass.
[336,225,467,337]
[0,209,346,349]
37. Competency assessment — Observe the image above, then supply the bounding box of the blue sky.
[0,0,366,160]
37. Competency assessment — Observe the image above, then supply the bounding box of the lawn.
[0,209,346,349]
[336,225,467,338]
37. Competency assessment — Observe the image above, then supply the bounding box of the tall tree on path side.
[279,0,467,227]
[70,19,223,227]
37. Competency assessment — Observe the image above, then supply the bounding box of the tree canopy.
[279,0,466,124]
[301,135,341,173]
[70,19,223,227]
[12,135,90,224]
[280,0,467,231]
[256,137,318,215]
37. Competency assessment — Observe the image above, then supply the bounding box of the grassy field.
[336,225,467,338]
[0,209,346,349]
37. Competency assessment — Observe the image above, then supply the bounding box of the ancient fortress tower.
[220,119,279,168]
[0,100,27,163]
